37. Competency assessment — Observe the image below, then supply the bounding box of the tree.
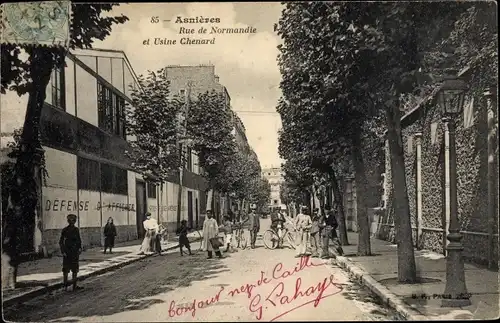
[250,178,271,212]
[275,1,474,281]
[126,69,182,182]
[1,4,128,289]
[186,90,237,212]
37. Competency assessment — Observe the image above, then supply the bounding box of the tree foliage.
[125,69,182,182]
[186,90,237,192]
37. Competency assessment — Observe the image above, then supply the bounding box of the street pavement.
[4,220,399,322]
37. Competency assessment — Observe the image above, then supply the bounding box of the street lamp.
[437,70,471,307]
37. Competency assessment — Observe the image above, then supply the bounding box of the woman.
[202,210,223,259]
[103,217,117,254]
[139,212,157,255]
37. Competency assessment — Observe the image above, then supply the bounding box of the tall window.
[187,147,193,171]
[98,81,126,139]
[100,163,128,195]
[147,182,157,198]
[77,157,100,191]
[51,66,66,110]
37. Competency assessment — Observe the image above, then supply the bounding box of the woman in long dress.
[202,210,223,259]
[139,212,157,255]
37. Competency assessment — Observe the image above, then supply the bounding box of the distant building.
[164,65,257,219]
[262,166,285,209]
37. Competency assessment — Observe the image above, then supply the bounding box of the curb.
[332,255,429,321]
[3,243,181,307]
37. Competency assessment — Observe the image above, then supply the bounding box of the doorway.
[136,180,147,239]
[188,191,193,229]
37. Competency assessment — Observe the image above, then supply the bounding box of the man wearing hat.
[59,214,82,291]
[202,210,223,259]
[247,204,260,249]
[294,206,312,257]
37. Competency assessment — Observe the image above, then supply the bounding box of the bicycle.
[263,222,296,250]
[232,222,248,250]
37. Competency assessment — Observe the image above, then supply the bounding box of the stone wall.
[378,92,498,266]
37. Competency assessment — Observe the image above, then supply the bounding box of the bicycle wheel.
[286,231,296,250]
[239,232,248,250]
[263,230,279,250]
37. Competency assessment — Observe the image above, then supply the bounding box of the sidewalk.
[333,232,499,320]
[2,232,201,307]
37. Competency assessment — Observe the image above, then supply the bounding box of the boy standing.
[176,220,193,256]
[222,215,233,252]
[59,214,82,291]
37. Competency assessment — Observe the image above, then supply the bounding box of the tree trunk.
[2,48,56,290]
[330,169,349,245]
[385,102,417,283]
[351,131,372,256]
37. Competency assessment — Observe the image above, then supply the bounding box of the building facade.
[0,49,206,255]
[163,64,257,219]
[262,166,285,209]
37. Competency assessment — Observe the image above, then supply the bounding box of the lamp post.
[437,70,471,307]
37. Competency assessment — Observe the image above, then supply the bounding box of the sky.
[94,2,284,169]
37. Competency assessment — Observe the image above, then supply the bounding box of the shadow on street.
[3,250,229,322]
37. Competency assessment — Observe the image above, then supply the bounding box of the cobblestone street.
[4,230,398,322]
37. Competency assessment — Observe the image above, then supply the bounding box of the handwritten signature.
[249,274,343,321]
[167,256,344,321]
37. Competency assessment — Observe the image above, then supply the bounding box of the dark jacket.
[60,225,82,255]
[104,223,117,237]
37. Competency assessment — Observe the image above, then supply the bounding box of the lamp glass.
[438,86,466,116]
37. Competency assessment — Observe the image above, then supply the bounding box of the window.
[147,182,157,198]
[51,66,66,110]
[101,163,128,195]
[98,81,126,139]
[274,200,278,204]
[463,97,474,129]
[179,89,185,96]
[77,157,100,191]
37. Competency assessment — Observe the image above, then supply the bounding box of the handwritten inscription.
[167,256,344,321]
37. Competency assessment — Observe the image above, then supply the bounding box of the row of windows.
[98,82,126,139]
[77,157,128,195]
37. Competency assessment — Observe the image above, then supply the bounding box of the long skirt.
[140,231,154,253]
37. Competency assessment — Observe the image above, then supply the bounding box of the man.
[295,206,312,257]
[247,206,260,249]
[202,210,223,259]
[320,204,342,258]
[59,214,82,291]
[309,208,321,257]
[271,209,286,248]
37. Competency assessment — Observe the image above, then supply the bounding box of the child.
[176,220,193,256]
[59,213,82,291]
[103,217,117,254]
[222,215,233,252]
